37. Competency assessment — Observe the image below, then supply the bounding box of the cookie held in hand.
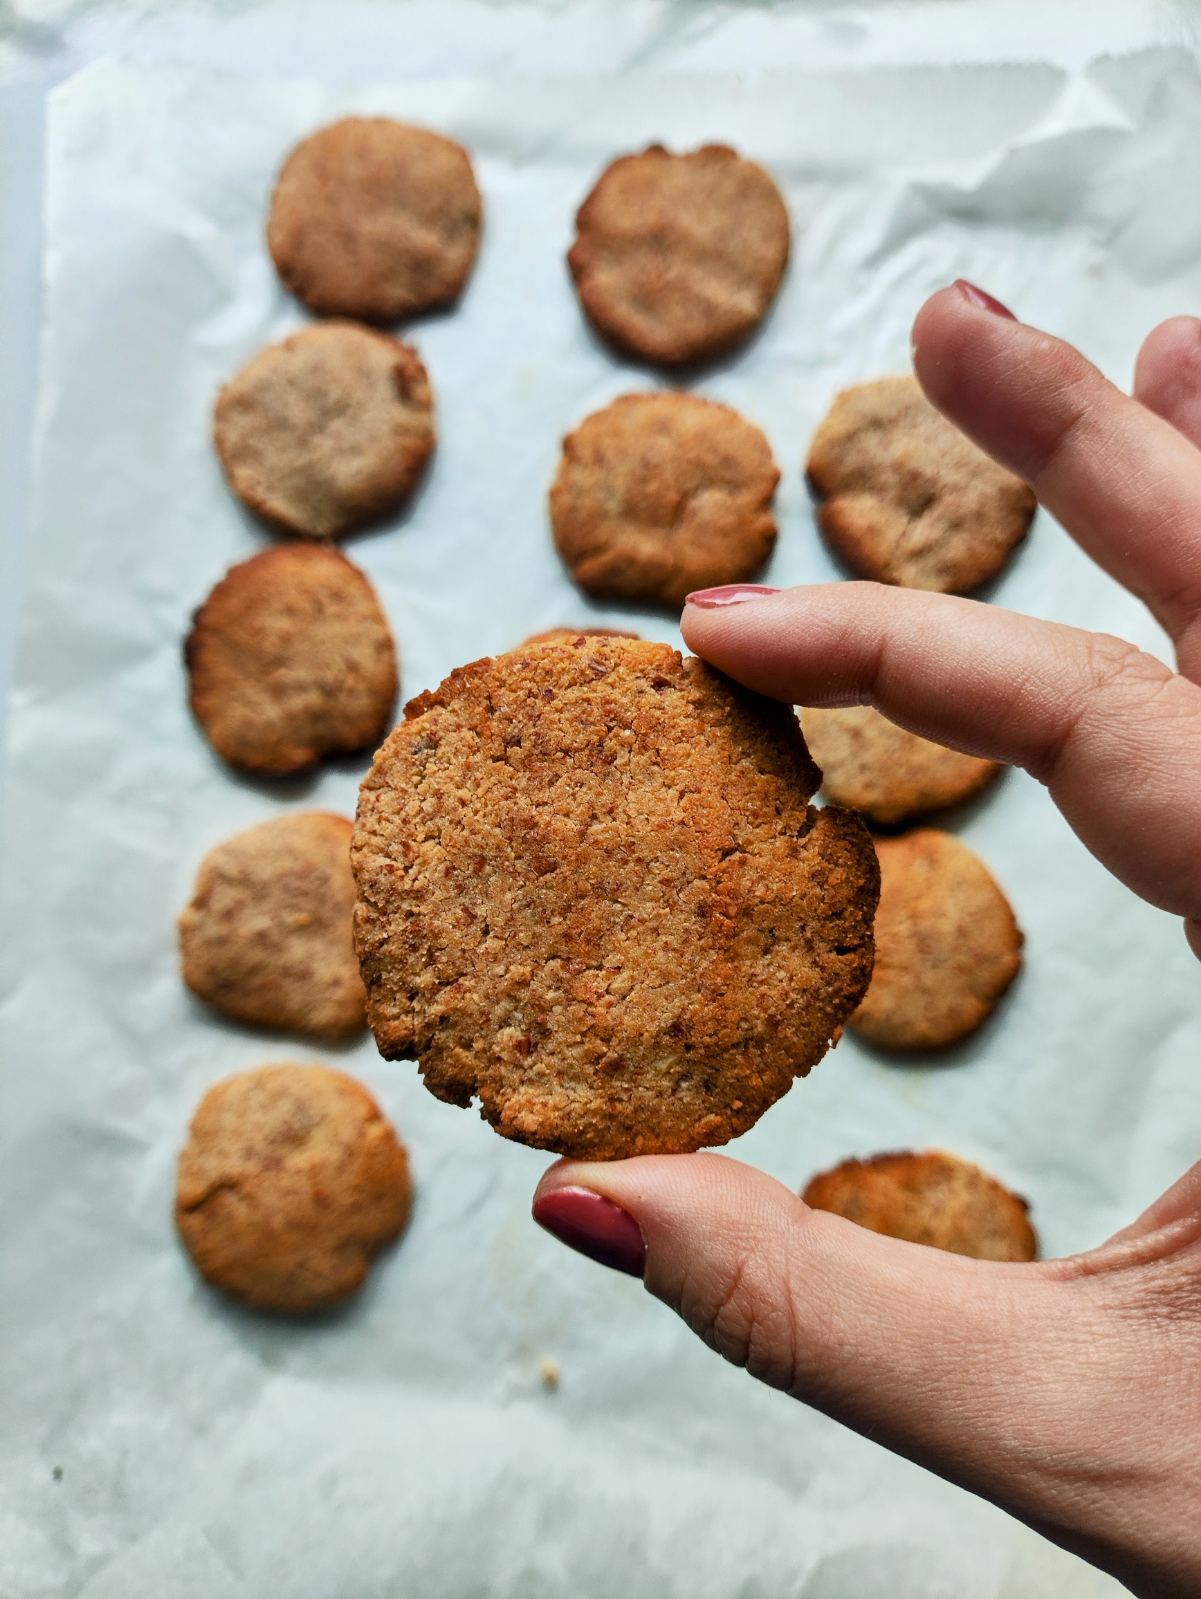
[568,144,790,365]
[807,375,1035,593]
[176,1064,411,1312]
[803,1149,1037,1261]
[352,636,879,1158]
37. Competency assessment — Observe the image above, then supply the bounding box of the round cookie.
[521,625,642,647]
[214,322,434,540]
[180,812,366,1041]
[352,635,879,1158]
[568,144,790,365]
[186,544,398,775]
[850,828,1022,1049]
[807,375,1036,593]
[267,116,482,323]
[550,393,778,607]
[799,705,1001,826]
[802,1150,1037,1262]
[175,1064,411,1312]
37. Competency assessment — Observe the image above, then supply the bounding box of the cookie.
[807,375,1036,593]
[550,393,778,607]
[180,812,366,1041]
[568,145,790,365]
[352,636,879,1158]
[799,705,1000,826]
[267,116,482,323]
[214,322,434,540]
[803,1150,1036,1262]
[175,1063,411,1312]
[850,828,1021,1049]
[521,626,642,647]
[186,544,397,775]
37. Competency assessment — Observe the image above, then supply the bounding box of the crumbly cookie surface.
[267,116,481,323]
[803,1149,1037,1261]
[186,544,397,775]
[352,637,878,1157]
[521,626,642,647]
[550,393,778,607]
[176,1063,410,1312]
[850,828,1022,1049]
[807,375,1035,593]
[800,705,1000,826]
[214,322,434,540]
[179,811,366,1040]
[568,145,790,365]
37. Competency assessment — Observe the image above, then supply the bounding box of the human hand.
[534,287,1201,1599]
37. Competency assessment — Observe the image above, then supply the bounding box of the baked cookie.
[352,636,879,1158]
[267,116,482,323]
[186,544,397,775]
[807,375,1036,593]
[850,828,1021,1049]
[550,393,778,607]
[521,626,642,647]
[214,322,434,539]
[176,1063,411,1312]
[180,812,366,1040]
[803,1149,1036,1261]
[568,145,790,365]
[799,705,1000,826]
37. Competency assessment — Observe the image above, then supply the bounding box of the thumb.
[531,1150,1181,1588]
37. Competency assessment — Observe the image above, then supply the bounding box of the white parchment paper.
[2,51,1199,1599]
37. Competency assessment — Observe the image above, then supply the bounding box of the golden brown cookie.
[803,1149,1036,1261]
[175,1063,411,1312]
[850,828,1021,1049]
[807,375,1036,593]
[180,812,366,1041]
[521,626,642,647]
[352,636,879,1158]
[799,706,1001,826]
[186,544,398,775]
[267,116,482,323]
[214,322,434,540]
[550,393,778,607]
[568,145,790,365]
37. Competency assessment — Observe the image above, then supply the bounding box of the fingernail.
[954,280,1016,320]
[684,584,780,610]
[533,1185,646,1277]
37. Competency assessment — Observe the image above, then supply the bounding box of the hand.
[534,287,1201,1599]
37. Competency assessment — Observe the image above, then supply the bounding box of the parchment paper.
[2,51,1199,1599]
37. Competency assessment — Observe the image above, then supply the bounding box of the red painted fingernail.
[684,584,780,610]
[533,1186,646,1277]
[954,280,1016,320]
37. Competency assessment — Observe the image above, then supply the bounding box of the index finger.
[913,285,1201,681]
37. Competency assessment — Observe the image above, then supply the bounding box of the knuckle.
[1030,631,1179,784]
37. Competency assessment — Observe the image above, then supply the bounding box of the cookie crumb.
[539,1357,560,1392]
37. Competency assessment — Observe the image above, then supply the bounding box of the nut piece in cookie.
[807,375,1035,593]
[214,322,434,540]
[550,393,779,608]
[568,145,790,365]
[803,1149,1036,1261]
[352,636,879,1158]
[799,705,1000,827]
[850,828,1022,1049]
[186,544,397,775]
[175,1063,411,1312]
[267,116,482,323]
[179,812,366,1041]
